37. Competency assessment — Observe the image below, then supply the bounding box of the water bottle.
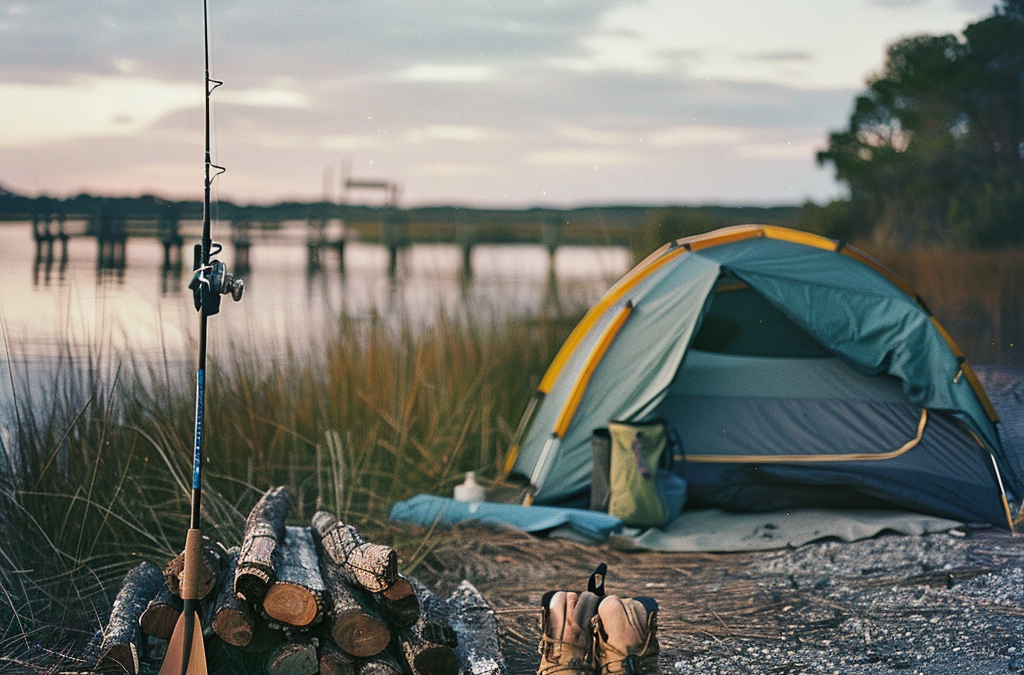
[454,471,486,503]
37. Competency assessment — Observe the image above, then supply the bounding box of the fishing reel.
[189,243,244,315]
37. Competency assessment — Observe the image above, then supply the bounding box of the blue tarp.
[389,494,624,541]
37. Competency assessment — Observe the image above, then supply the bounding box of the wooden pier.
[25,201,633,279]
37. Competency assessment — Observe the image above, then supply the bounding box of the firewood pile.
[88,486,507,675]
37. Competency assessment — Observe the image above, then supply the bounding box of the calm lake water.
[1,221,1020,413]
[0,221,628,405]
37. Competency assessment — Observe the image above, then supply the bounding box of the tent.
[504,225,1022,529]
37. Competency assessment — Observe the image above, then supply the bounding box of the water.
[0,222,630,411]
[1,221,1021,412]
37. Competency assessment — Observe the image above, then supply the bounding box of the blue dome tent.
[504,225,1020,529]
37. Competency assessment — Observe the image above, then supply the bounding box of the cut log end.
[267,640,319,675]
[378,575,419,627]
[212,609,254,648]
[140,585,183,641]
[319,643,357,675]
[264,581,320,627]
[235,570,272,604]
[332,612,392,657]
[213,548,255,648]
[139,603,180,641]
[413,646,460,675]
[381,576,414,602]
[163,536,224,600]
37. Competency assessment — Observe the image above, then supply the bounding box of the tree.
[818,1,1024,246]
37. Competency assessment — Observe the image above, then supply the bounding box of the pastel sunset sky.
[0,0,995,207]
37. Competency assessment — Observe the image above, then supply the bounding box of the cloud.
[744,51,813,62]
[404,125,493,143]
[394,64,496,83]
[525,147,637,166]
[0,0,991,206]
[0,76,199,146]
[555,124,630,145]
[218,88,310,109]
[648,126,746,147]
[0,1,615,86]
[0,74,313,147]
[737,138,825,160]
[411,162,495,177]
[320,135,385,151]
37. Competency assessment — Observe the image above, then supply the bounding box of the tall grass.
[0,299,584,668]
[857,245,1024,367]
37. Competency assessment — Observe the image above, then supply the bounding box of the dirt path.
[415,525,1024,675]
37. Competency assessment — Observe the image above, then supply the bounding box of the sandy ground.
[416,524,1024,675]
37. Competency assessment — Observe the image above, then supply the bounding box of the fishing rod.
[161,1,243,674]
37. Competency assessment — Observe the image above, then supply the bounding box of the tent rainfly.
[504,225,1022,529]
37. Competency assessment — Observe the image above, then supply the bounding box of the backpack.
[603,420,687,528]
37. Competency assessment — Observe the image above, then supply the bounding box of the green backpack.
[606,420,686,528]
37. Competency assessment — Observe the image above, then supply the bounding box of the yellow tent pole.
[527,300,634,498]
[537,249,683,394]
[552,301,633,438]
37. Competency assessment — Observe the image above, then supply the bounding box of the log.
[446,580,509,675]
[311,510,397,592]
[396,578,459,675]
[395,629,459,675]
[213,548,255,647]
[202,593,217,640]
[235,485,291,603]
[267,639,319,675]
[319,639,358,675]
[263,526,327,627]
[357,646,405,675]
[163,533,226,600]
[409,577,457,648]
[376,574,419,628]
[318,555,391,657]
[93,561,164,674]
[139,583,183,640]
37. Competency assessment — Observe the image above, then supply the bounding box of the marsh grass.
[859,245,1024,366]
[0,296,585,669]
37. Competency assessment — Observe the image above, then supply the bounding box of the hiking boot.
[593,596,660,675]
[536,590,602,675]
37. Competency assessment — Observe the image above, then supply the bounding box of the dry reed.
[0,298,585,668]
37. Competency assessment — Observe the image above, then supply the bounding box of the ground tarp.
[389,494,963,551]
[389,494,624,541]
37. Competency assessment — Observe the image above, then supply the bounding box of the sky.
[0,0,999,208]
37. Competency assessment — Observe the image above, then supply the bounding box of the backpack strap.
[588,562,608,596]
[664,425,684,468]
